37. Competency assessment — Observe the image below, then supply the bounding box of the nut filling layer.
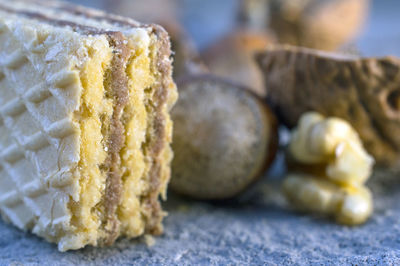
[101,29,171,243]
[102,32,130,245]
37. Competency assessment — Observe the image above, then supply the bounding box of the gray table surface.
[2,0,400,265]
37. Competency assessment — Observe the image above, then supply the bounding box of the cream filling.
[117,34,154,237]
[63,29,174,250]
[67,31,162,247]
[65,37,113,249]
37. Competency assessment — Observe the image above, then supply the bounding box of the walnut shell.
[256,46,400,167]
[171,75,278,200]
[202,30,274,97]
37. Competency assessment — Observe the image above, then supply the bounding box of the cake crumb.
[144,235,155,247]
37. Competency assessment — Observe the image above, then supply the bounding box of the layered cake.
[0,0,177,251]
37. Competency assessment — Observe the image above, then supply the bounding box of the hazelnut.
[170,75,278,200]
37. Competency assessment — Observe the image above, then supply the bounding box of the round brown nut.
[170,75,278,200]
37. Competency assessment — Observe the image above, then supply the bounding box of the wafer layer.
[0,0,177,251]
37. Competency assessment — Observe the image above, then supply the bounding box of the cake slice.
[0,0,177,251]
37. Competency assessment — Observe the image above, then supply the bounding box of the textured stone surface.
[1,157,400,265]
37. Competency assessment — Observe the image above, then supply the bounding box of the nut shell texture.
[257,46,400,167]
[171,75,277,200]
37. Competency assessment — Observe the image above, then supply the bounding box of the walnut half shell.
[256,46,400,167]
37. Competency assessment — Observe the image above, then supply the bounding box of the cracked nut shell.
[256,45,400,167]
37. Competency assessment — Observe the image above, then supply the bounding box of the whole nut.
[171,75,278,200]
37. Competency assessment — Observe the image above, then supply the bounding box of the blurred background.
[67,0,400,57]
